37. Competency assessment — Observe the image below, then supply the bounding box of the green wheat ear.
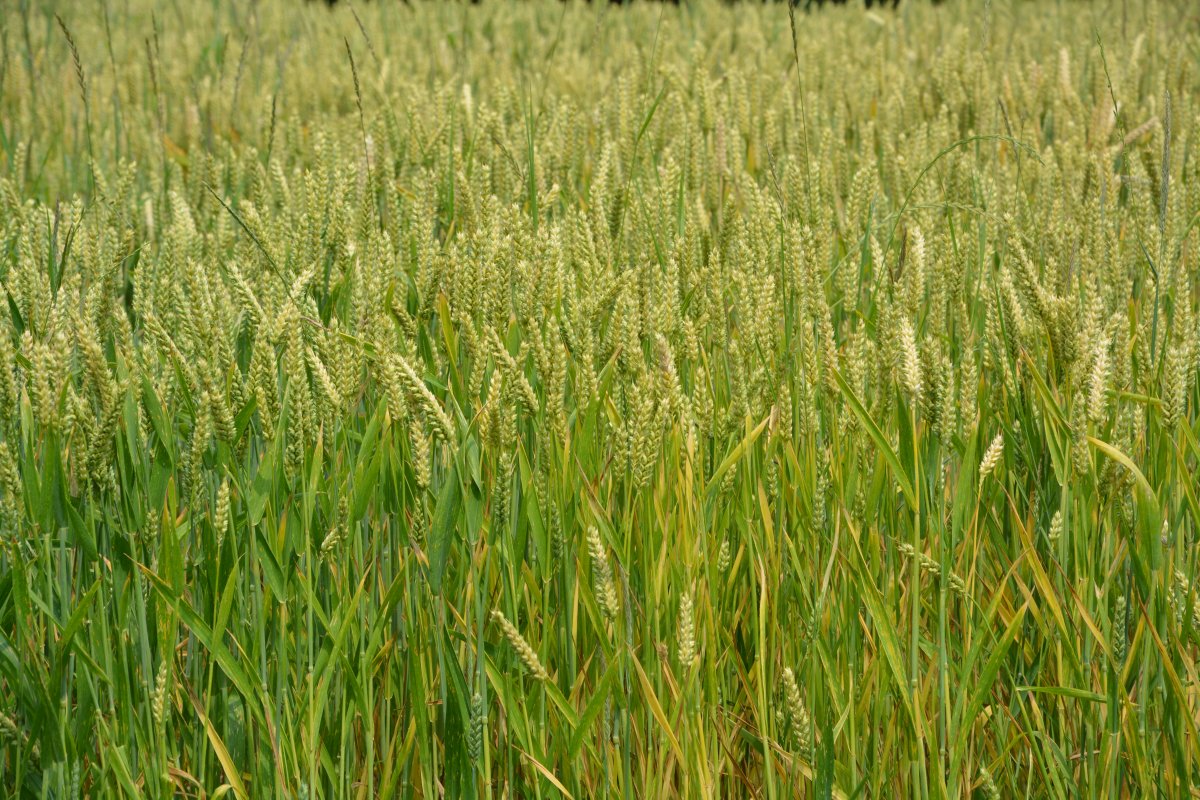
[491,610,550,682]
[781,667,812,758]
[978,766,1001,800]
[677,589,695,669]
[1113,594,1128,667]
[979,432,1004,481]
[587,525,620,621]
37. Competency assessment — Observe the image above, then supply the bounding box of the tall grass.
[1,0,1198,797]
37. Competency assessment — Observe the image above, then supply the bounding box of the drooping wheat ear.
[306,346,343,410]
[491,610,549,682]
[490,330,539,415]
[395,354,455,447]
[979,432,1004,481]
[898,542,940,577]
[587,526,620,621]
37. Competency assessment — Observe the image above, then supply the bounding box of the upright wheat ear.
[899,320,922,404]
[978,766,1001,800]
[782,667,812,757]
[979,433,1004,481]
[213,480,231,550]
[1112,595,1128,666]
[587,526,620,621]
[678,590,695,668]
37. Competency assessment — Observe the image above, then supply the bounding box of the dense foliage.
[1,0,1199,797]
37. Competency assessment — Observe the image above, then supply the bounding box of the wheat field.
[1,0,1199,797]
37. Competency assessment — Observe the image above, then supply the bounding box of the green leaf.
[1015,685,1105,703]
[567,656,620,761]
[186,686,251,800]
[247,439,278,527]
[832,368,917,511]
[843,528,917,730]
[350,402,387,524]
[518,447,549,582]
[141,566,265,729]
[962,604,1024,723]
[429,458,462,595]
[254,525,288,600]
[704,414,770,505]
[65,500,97,561]
[1088,436,1162,572]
